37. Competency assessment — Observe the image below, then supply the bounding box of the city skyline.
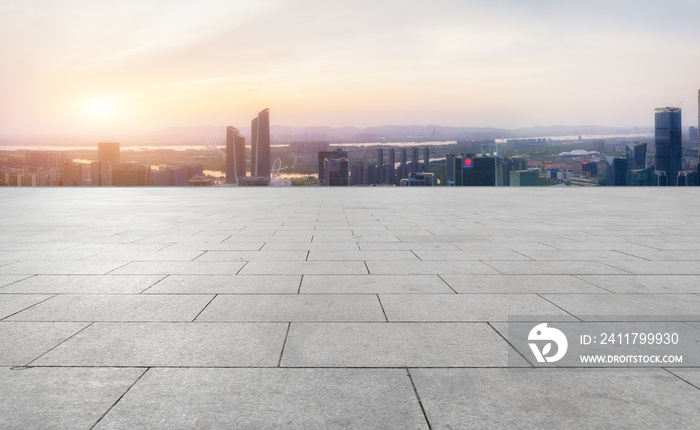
[1,1,699,138]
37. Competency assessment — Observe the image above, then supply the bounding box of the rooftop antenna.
[677,101,683,108]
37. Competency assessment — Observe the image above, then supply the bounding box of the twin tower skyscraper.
[226,108,270,185]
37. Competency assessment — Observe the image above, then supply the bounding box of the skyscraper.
[423,146,430,171]
[226,126,246,185]
[318,148,348,185]
[387,148,395,185]
[250,108,271,180]
[654,107,682,186]
[377,148,384,184]
[98,142,120,164]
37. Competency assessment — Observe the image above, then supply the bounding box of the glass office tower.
[654,107,682,186]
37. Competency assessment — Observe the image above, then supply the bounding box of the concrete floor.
[1,187,699,429]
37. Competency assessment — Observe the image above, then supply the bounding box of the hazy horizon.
[1,0,698,138]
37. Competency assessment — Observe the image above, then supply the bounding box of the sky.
[1,0,699,138]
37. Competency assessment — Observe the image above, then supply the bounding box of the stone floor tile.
[604,261,700,275]
[0,275,165,294]
[239,261,368,275]
[144,275,301,294]
[34,322,287,367]
[0,294,53,320]
[0,322,88,365]
[366,261,499,275]
[6,294,213,322]
[307,250,419,261]
[0,275,31,288]
[413,250,532,261]
[440,274,608,294]
[576,275,700,294]
[0,367,145,430]
[541,293,700,321]
[260,242,360,251]
[301,275,453,294]
[196,294,385,322]
[193,250,308,261]
[109,261,246,275]
[379,294,574,322]
[484,260,628,275]
[0,261,130,275]
[411,369,700,430]
[94,368,428,430]
[281,323,527,367]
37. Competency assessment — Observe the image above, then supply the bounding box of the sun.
[85,99,120,119]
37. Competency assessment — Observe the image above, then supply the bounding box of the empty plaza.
[1,187,699,429]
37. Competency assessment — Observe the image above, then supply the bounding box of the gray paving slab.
[301,274,454,294]
[413,250,532,260]
[669,369,700,389]
[440,274,609,294]
[239,261,368,275]
[410,369,700,430]
[0,322,88,365]
[452,241,558,251]
[163,242,265,251]
[307,250,419,261]
[34,322,287,367]
[576,275,700,294]
[0,275,31,288]
[144,275,301,294]
[0,261,130,275]
[366,261,499,275]
[484,260,628,275]
[81,250,205,261]
[0,242,84,251]
[6,294,213,322]
[196,294,385,322]
[0,367,145,430]
[0,275,165,294]
[94,368,428,430]
[0,250,99,261]
[516,250,645,261]
[281,323,528,367]
[312,234,400,242]
[379,294,574,322]
[616,250,700,261]
[0,294,53,320]
[193,250,308,261]
[358,242,460,251]
[604,261,700,275]
[541,294,700,321]
[109,261,246,275]
[261,241,360,251]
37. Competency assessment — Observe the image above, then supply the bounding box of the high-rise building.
[654,107,682,186]
[690,127,698,144]
[318,148,348,185]
[376,149,384,184]
[397,148,408,182]
[226,126,246,185]
[510,169,539,186]
[581,161,598,178]
[423,146,430,171]
[446,153,456,184]
[324,158,349,186]
[387,148,395,185]
[626,143,647,170]
[455,155,496,186]
[98,142,120,164]
[250,108,270,181]
[605,157,628,186]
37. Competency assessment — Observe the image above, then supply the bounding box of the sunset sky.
[1,0,699,138]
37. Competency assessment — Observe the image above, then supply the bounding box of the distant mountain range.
[1,124,652,146]
[136,124,651,144]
